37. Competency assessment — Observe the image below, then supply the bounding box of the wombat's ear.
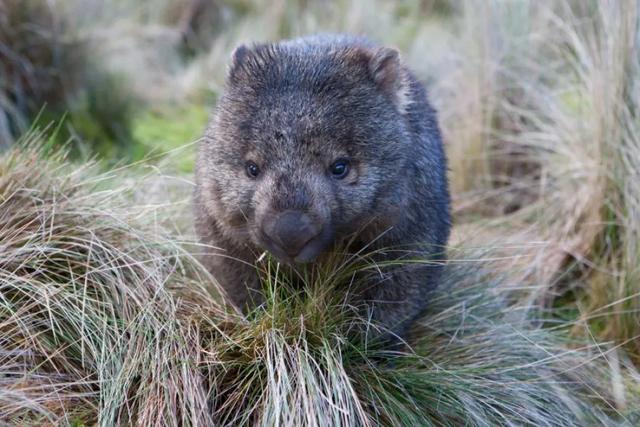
[228,44,253,83]
[231,45,250,68]
[369,47,412,114]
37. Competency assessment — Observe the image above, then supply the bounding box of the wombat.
[194,34,450,340]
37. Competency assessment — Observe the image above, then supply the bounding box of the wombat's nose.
[263,211,322,257]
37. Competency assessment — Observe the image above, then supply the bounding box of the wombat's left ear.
[369,47,411,114]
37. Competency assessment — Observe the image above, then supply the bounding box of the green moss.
[132,104,210,172]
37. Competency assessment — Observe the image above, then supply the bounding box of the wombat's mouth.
[257,224,333,265]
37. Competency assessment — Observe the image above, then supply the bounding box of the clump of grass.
[547,0,640,364]
[421,0,640,361]
[0,131,227,424]
[486,1,640,360]
[200,247,639,426]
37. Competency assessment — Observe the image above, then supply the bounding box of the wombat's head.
[197,40,413,263]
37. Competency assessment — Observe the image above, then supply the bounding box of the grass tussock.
[437,1,640,361]
[0,133,225,424]
[2,137,639,425]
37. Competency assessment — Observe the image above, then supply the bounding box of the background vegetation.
[1,0,639,425]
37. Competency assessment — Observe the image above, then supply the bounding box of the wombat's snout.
[261,210,323,260]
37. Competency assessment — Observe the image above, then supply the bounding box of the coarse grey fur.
[194,34,450,341]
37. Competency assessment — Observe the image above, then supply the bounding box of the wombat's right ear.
[227,44,252,83]
[231,45,250,69]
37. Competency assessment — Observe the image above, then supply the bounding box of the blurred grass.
[0,0,142,156]
[132,104,209,171]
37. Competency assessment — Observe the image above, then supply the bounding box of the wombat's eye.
[329,159,350,179]
[245,161,260,178]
